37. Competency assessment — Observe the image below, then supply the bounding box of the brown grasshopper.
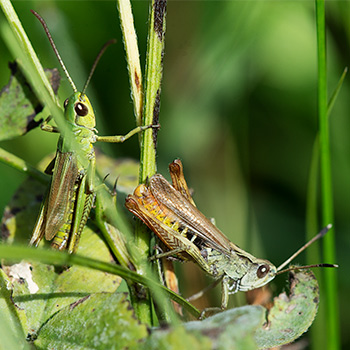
[125,159,336,309]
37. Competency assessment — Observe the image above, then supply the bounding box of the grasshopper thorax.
[63,92,96,129]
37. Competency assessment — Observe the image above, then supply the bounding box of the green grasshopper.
[125,159,336,310]
[29,10,155,254]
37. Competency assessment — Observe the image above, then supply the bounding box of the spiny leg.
[96,124,159,143]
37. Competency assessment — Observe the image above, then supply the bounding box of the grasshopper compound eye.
[75,102,89,117]
[257,264,270,278]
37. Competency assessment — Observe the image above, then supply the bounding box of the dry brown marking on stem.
[152,89,161,148]
[153,0,167,41]
[134,70,140,92]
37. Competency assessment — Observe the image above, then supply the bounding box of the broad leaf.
[0,61,60,141]
[34,293,148,350]
[145,270,320,349]
[254,269,319,348]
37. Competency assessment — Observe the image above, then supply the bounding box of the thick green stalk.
[136,0,168,325]
[139,0,167,181]
[116,0,169,325]
[0,244,200,318]
[0,0,58,105]
[116,0,152,325]
[307,67,347,350]
[138,0,168,324]
[306,136,326,350]
[315,0,339,349]
[0,147,48,184]
[117,0,143,127]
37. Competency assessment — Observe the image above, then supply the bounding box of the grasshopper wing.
[126,192,209,267]
[149,174,232,255]
[44,150,79,240]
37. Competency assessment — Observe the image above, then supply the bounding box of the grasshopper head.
[231,259,277,292]
[64,92,96,129]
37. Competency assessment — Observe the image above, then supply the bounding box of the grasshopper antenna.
[276,263,338,275]
[31,10,116,95]
[31,9,77,93]
[82,39,116,95]
[276,224,338,274]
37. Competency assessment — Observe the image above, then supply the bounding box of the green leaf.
[0,269,29,349]
[34,293,148,350]
[1,171,122,339]
[3,261,58,337]
[254,270,320,348]
[184,305,264,350]
[0,61,60,141]
[327,66,347,117]
[1,177,46,245]
[137,305,264,350]
[147,305,263,350]
[144,270,320,349]
[145,325,213,350]
[1,226,122,336]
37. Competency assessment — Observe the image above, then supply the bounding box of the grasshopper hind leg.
[67,192,95,254]
[66,174,95,254]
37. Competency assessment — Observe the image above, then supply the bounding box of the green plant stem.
[117,0,143,127]
[315,0,339,349]
[116,0,154,325]
[139,0,166,181]
[115,0,150,326]
[0,244,200,318]
[307,66,346,350]
[124,0,168,325]
[94,193,136,271]
[0,0,58,105]
[327,67,348,116]
[306,135,326,350]
[0,147,48,184]
[306,135,321,264]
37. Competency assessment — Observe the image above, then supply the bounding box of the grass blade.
[315,0,340,348]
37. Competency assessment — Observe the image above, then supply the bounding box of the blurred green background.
[0,1,349,348]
